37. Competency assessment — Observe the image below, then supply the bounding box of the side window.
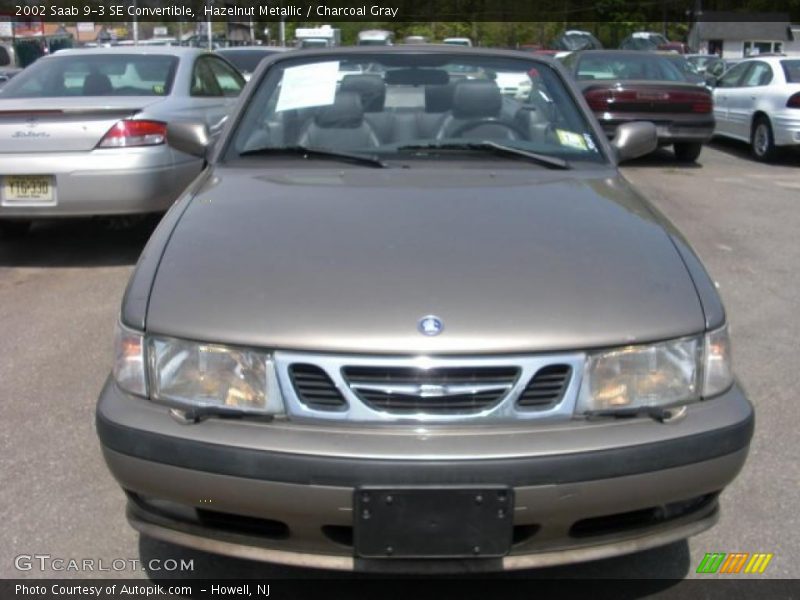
[191,57,222,97]
[0,46,11,67]
[718,62,749,88]
[207,58,245,97]
[742,62,773,87]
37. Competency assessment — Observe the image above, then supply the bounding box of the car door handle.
[750,96,756,100]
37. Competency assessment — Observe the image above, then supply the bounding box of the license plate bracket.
[354,487,513,559]
[1,175,56,206]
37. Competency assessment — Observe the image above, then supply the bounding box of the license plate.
[354,487,513,559]
[2,175,55,205]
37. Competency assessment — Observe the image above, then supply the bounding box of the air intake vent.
[517,365,572,409]
[289,364,347,411]
[343,366,519,414]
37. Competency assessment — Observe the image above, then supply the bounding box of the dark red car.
[560,50,714,162]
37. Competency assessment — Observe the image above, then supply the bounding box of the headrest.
[452,81,502,119]
[83,72,113,96]
[314,91,364,128]
[425,82,455,113]
[340,74,386,112]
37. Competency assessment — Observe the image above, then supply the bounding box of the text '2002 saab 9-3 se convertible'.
[97,46,753,573]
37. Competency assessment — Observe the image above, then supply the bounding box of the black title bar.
[1,0,798,22]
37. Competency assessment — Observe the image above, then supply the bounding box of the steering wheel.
[449,118,528,140]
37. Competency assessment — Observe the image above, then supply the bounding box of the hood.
[146,168,705,354]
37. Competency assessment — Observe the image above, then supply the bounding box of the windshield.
[577,53,687,82]
[554,33,600,51]
[217,50,277,74]
[0,54,178,98]
[227,53,605,164]
[666,55,700,78]
[687,55,715,70]
[621,38,659,51]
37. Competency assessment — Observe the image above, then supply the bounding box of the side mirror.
[167,121,210,158]
[611,121,658,162]
[705,73,718,88]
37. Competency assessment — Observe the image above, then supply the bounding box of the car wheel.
[673,143,703,163]
[0,220,31,239]
[751,117,778,162]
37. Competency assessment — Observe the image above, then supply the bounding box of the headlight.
[577,337,701,413]
[113,323,147,397]
[702,325,733,397]
[149,337,282,414]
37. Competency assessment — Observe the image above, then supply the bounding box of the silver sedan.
[0,46,245,236]
[711,56,800,160]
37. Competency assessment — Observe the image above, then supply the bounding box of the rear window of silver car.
[228,53,605,163]
[577,54,687,82]
[781,60,800,83]
[0,54,178,97]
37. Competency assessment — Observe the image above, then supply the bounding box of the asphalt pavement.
[0,139,797,584]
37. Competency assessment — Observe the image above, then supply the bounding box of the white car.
[711,56,800,160]
[443,37,472,47]
[492,71,533,99]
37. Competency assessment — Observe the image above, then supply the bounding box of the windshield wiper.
[397,141,570,170]
[239,145,387,168]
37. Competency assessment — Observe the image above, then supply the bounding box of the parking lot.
[0,138,797,581]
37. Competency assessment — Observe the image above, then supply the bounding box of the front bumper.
[0,147,201,218]
[97,379,753,572]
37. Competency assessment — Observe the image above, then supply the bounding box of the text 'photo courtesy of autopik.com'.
[1,0,799,598]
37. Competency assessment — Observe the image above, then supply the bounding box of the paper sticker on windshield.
[556,129,588,151]
[276,61,339,112]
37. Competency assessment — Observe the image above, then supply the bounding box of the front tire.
[0,220,31,239]
[751,117,778,162]
[673,142,703,163]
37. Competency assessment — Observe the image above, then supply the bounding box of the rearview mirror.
[384,68,449,86]
[611,121,658,162]
[167,121,210,158]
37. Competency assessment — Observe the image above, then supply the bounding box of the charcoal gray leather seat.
[435,81,521,141]
[298,91,380,149]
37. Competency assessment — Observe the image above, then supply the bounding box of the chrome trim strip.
[349,381,514,397]
[275,351,585,423]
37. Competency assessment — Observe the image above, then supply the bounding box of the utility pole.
[206,0,213,49]
[132,0,138,45]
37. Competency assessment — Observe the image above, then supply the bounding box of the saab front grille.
[342,366,519,414]
[289,364,347,410]
[517,364,572,408]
